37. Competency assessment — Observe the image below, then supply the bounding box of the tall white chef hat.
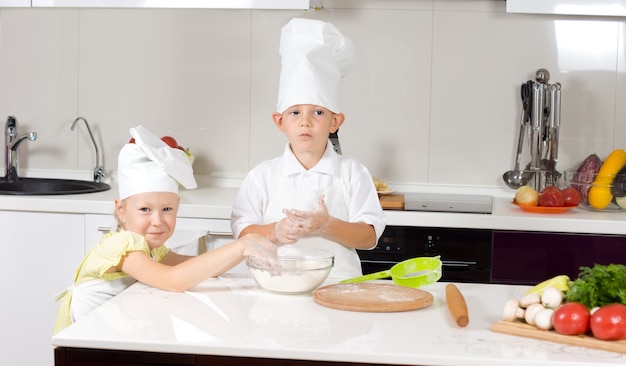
[276,18,357,114]
[117,125,197,200]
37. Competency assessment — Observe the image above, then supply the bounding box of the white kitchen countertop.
[2,177,626,235]
[51,277,626,365]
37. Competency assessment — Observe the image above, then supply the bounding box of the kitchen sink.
[0,177,110,195]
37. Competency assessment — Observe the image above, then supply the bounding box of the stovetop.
[403,193,493,214]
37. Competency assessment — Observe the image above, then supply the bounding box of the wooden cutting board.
[379,193,404,210]
[312,283,433,312]
[491,321,626,354]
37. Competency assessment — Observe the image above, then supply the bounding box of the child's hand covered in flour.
[240,233,278,258]
[274,217,303,244]
[283,195,331,235]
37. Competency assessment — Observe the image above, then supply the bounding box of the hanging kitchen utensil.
[521,81,536,183]
[533,69,562,191]
[545,82,562,186]
[340,256,442,288]
[329,130,341,154]
[528,81,543,190]
[536,70,554,186]
[502,111,528,189]
[503,83,533,188]
[505,69,562,191]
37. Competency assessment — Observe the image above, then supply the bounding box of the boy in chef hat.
[231,18,386,280]
[55,126,276,334]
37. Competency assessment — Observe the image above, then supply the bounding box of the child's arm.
[160,251,192,265]
[318,217,377,249]
[239,218,302,245]
[120,233,276,292]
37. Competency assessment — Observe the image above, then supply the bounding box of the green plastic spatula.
[341,256,442,288]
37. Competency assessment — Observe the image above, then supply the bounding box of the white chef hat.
[117,125,197,200]
[276,18,357,114]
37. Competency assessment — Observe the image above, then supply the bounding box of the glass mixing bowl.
[246,247,334,294]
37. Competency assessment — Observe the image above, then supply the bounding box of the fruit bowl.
[564,170,626,212]
[246,247,334,294]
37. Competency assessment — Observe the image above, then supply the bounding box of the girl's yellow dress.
[54,230,169,333]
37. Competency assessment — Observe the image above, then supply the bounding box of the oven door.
[357,226,493,283]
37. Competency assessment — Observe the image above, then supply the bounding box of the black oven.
[357,226,493,283]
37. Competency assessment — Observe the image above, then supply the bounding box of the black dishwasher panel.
[492,231,626,285]
[357,226,493,283]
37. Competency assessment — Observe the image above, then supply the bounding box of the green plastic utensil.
[341,256,442,288]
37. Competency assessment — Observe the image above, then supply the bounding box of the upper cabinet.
[0,0,30,6]
[507,0,626,17]
[30,0,321,9]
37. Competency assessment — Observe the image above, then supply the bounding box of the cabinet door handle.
[360,260,398,266]
[208,231,234,238]
[96,229,233,238]
[442,260,477,267]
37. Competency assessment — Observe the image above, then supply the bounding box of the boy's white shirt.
[231,142,387,277]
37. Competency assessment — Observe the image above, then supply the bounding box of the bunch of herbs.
[564,263,626,309]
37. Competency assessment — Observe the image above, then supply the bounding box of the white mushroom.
[534,308,555,330]
[541,287,563,309]
[525,303,545,325]
[515,306,526,320]
[502,299,520,322]
[519,293,541,308]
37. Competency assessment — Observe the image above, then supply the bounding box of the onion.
[515,186,539,206]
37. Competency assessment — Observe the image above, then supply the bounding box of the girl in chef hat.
[54,125,276,334]
[231,18,386,280]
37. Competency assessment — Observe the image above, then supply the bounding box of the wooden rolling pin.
[445,284,469,327]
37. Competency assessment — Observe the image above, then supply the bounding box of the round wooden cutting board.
[313,283,433,312]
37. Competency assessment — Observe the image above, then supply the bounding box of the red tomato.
[161,136,178,148]
[553,302,591,335]
[590,304,626,340]
[539,186,565,207]
[128,137,135,144]
[562,187,581,207]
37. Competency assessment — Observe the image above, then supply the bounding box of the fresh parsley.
[564,263,626,309]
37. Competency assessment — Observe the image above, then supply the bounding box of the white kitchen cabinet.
[0,211,85,366]
[3,0,320,9]
[0,0,30,6]
[84,214,248,273]
[84,214,117,252]
[507,0,626,17]
[30,0,318,9]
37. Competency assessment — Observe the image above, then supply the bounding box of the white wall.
[0,0,624,190]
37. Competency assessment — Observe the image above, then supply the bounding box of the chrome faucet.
[4,116,37,182]
[70,117,105,183]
